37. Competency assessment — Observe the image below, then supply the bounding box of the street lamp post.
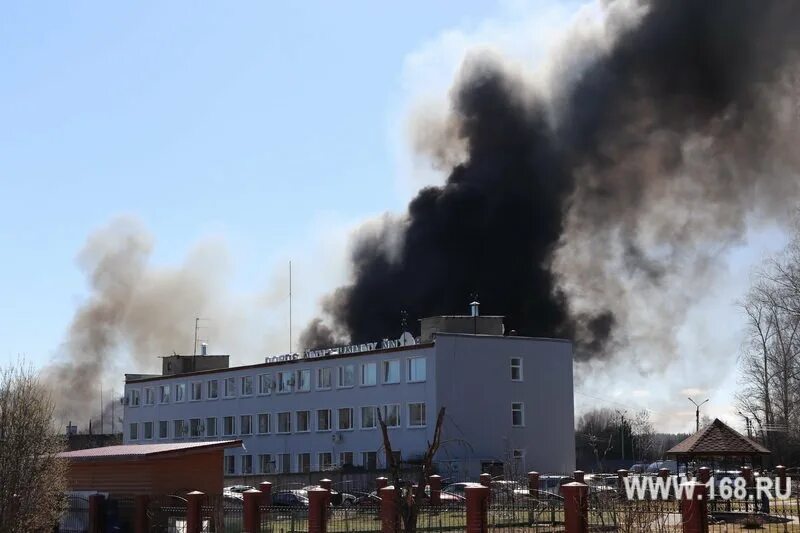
[688,397,709,433]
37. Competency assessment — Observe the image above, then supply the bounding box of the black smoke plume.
[303,0,800,361]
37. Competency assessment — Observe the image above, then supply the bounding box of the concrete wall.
[434,333,575,477]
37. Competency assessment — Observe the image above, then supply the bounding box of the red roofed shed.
[59,440,242,496]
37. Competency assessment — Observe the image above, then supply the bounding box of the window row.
[127,403,427,441]
[224,450,401,475]
[127,357,426,406]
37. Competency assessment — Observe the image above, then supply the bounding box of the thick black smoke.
[302,0,800,360]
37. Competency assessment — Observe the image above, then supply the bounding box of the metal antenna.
[100,383,104,434]
[289,259,292,353]
[194,317,199,355]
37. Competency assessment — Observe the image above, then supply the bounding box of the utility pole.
[616,410,627,461]
[289,260,292,354]
[738,411,752,437]
[688,397,709,433]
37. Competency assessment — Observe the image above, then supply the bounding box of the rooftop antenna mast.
[100,383,104,434]
[193,318,209,355]
[289,259,292,353]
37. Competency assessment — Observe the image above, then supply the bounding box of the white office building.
[122,313,575,479]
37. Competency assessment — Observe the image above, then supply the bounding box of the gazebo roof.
[666,418,770,457]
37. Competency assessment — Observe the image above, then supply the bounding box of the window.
[258,413,271,434]
[338,408,354,430]
[511,358,523,381]
[224,455,235,475]
[408,403,426,427]
[360,406,377,429]
[259,454,275,474]
[382,360,400,384]
[159,385,171,403]
[224,377,236,398]
[340,451,354,467]
[296,369,311,392]
[512,403,525,427]
[338,365,355,388]
[242,455,253,474]
[298,453,311,473]
[129,423,138,440]
[382,404,400,428]
[362,451,377,470]
[318,452,332,470]
[191,381,202,401]
[144,421,153,440]
[207,379,219,399]
[159,420,168,439]
[128,389,140,406]
[277,371,293,393]
[512,449,525,466]
[277,412,291,434]
[223,416,236,436]
[258,374,272,395]
[278,453,291,474]
[407,357,426,383]
[361,363,377,386]
[190,418,203,437]
[317,367,332,389]
[241,376,253,396]
[206,417,217,437]
[317,409,331,431]
[174,420,187,438]
[145,388,155,405]
[175,383,186,402]
[240,415,252,435]
[296,411,310,432]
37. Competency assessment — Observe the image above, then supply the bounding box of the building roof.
[125,342,434,384]
[58,440,242,462]
[666,419,770,457]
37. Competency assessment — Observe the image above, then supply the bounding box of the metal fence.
[148,494,188,533]
[707,493,799,531]
[57,494,90,533]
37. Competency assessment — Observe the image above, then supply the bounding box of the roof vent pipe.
[469,300,480,317]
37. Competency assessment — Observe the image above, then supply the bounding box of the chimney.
[201,342,208,356]
[470,300,480,317]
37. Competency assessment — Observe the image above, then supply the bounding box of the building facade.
[122,322,575,479]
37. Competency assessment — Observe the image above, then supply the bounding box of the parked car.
[539,475,571,496]
[272,490,310,508]
[224,484,254,494]
[300,485,357,506]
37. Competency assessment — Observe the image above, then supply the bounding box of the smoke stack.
[201,342,208,356]
[470,300,480,317]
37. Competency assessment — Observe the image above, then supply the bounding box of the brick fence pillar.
[320,478,332,491]
[88,494,105,533]
[259,481,273,505]
[308,487,329,533]
[480,473,492,503]
[134,494,149,533]
[376,476,389,491]
[680,481,707,533]
[617,469,628,496]
[698,467,711,484]
[573,470,585,484]
[186,491,204,533]
[429,474,442,505]
[562,482,589,533]
[776,465,787,495]
[528,471,540,495]
[243,489,262,533]
[380,486,399,533]
[466,484,489,533]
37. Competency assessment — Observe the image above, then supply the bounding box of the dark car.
[272,490,310,508]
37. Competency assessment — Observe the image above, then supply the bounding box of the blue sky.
[0,1,509,364]
[0,1,789,432]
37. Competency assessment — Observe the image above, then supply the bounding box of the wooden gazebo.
[666,418,771,473]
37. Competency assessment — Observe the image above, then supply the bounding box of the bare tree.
[0,362,67,532]
[377,406,445,533]
[738,223,800,461]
